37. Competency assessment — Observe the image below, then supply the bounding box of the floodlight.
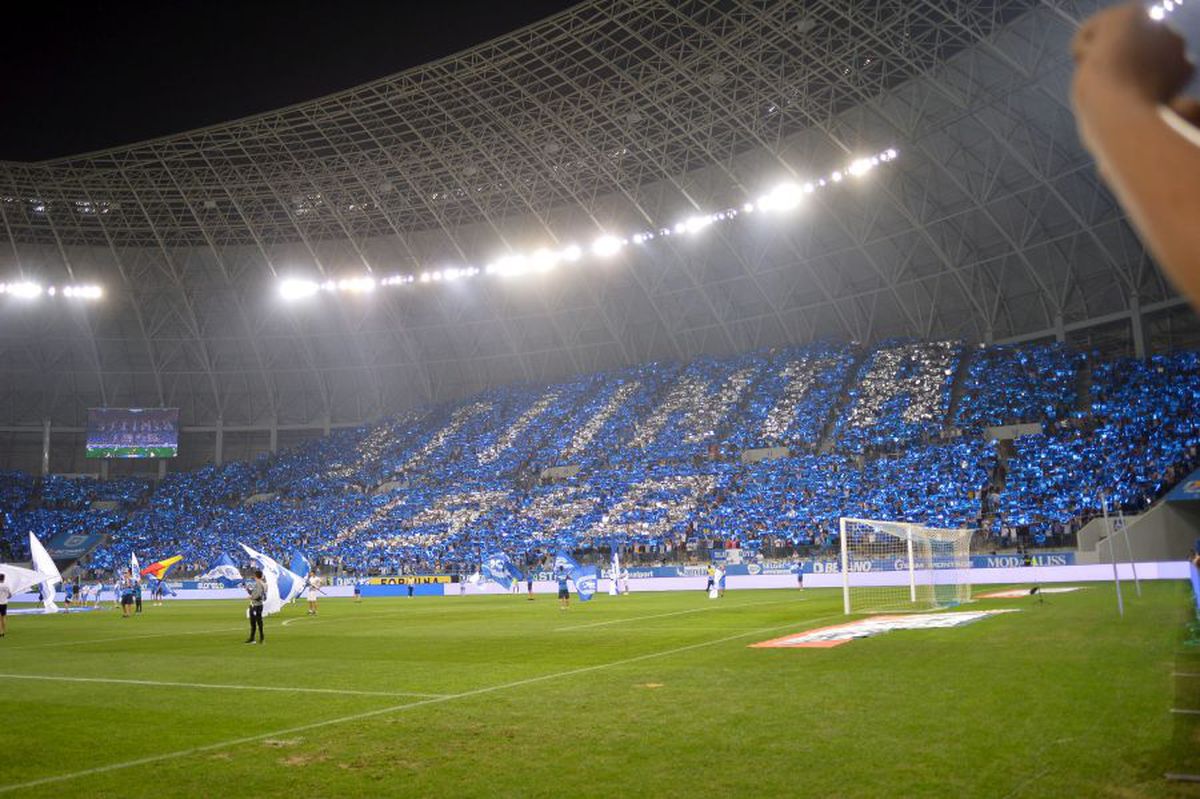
[848,158,873,177]
[760,182,803,212]
[280,278,319,300]
[561,244,583,262]
[340,276,375,293]
[684,215,712,234]
[831,171,843,182]
[531,248,560,271]
[591,235,623,257]
[8,282,43,299]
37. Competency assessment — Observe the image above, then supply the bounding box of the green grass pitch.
[1,583,1196,797]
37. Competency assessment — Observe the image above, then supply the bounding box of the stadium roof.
[0,0,1189,430]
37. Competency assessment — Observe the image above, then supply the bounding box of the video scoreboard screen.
[86,408,179,459]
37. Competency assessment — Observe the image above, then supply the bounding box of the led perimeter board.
[86,408,179,459]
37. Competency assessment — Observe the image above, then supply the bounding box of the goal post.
[839,517,974,614]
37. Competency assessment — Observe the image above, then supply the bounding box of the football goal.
[839,517,974,614]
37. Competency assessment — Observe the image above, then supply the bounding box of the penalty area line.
[0,613,841,793]
[0,673,447,700]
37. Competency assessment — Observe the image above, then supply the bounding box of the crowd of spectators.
[835,340,961,453]
[727,342,857,452]
[955,343,1081,430]
[3,341,1199,575]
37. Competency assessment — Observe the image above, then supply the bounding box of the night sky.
[0,0,577,162]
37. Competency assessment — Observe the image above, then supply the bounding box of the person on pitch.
[306,573,322,615]
[557,569,570,610]
[0,573,10,638]
[120,572,135,618]
[245,570,266,644]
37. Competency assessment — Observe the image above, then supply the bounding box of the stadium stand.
[2,342,1199,576]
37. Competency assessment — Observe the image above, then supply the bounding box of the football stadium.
[2,1,1200,795]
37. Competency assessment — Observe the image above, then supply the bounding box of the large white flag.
[130,552,140,583]
[238,543,303,616]
[28,533,62,613]
[609,549,621,596]
[0,563,54,597]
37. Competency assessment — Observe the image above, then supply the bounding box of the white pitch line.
[555,597,801,631]
[1171,708,1200,715]
[1173,672,1200,678]
[0,673,447,700]
[281,616,325,627]
[0,613,840,794]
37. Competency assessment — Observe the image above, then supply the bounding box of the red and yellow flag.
[140,555,183,580]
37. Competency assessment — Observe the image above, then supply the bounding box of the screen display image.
[86,407,179,458]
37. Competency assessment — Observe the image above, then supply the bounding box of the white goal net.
[839,517,974,614]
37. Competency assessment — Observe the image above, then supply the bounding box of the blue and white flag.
[553,550,579,575]
[29,533,62,613]
[239,543,304,615]
[290,550,312,580]
[555,550,596,601]
[1191,559,1200,621]
[574,565,598,602]
[199,552,242,583]
[482,552,523,591]
[608,549,620,596]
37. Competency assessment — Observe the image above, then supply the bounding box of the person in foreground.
[0,573,10,637]
[245,570,265,644]
[1073,3,1200,307]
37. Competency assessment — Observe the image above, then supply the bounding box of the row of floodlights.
[279,148,898,301]
[0,282,103,300]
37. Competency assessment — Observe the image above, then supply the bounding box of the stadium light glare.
[6,281,43,299]
[279,278,320,300]
[759,182,803,212]
[591,235,623,257]
[272,146,899,301]
[341,276,375,293]
[59,284,103,300]
[848,158,873,177]
[490,254,530,277]
[531,248,560,272]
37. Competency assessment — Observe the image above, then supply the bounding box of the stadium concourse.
[1,340,1198,577]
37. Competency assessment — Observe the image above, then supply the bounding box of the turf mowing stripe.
[2,625,243,650]
[0,613,841,793]
[555,597,801,631]
[0,673,448,699]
